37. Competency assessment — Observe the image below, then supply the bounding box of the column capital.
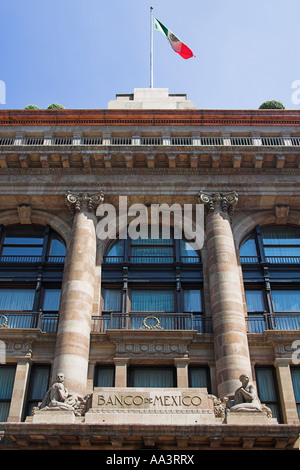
[198,190,238,216]
[66,191,104,213]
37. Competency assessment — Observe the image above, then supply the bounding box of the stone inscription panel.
[92,388,211,412]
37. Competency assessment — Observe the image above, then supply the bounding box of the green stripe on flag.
[154,18,169,37]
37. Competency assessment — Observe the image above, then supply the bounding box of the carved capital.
[66,191,104,213]
[198,191,238,216]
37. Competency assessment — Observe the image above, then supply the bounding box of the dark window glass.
[129,367,176,387]
[255,367,281,421]
[0,365,16,422]
[25,365,50,418]
[131,289,174,312]
[94,366,115,387]
[291,368,300,420]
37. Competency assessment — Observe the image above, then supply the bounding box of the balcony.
[0,311,58,332]
[91,312,212,333]
[1,311,298,335]
[103,255,201,264]
[1,135,300,148]
[241,256,300,264]
[246,312,300,333]
[0,255,65,264]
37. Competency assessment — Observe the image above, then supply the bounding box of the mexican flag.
[154,17,195,59]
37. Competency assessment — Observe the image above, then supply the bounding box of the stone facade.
[0,89,299,450]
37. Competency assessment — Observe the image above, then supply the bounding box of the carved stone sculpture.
[223,374,263,412]
[39,373,80,413]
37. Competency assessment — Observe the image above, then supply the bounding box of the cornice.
[1,167,300,176]
[0,109,300,127]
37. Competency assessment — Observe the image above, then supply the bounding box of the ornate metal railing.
[103,255,201,264]
[1,135,300,147]
[0,255,65,264]
[246,312,300,333]
[240,256,300,264]
[0,311,59,332]
[91,312,212,333]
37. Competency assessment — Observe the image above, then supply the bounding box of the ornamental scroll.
[66,191,104,213]
[198,191,238,217]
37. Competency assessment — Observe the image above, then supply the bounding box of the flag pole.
[150,6,154,88]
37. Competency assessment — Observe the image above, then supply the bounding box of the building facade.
[0,89,299,450]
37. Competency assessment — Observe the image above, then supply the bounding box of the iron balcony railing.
[0,311,59,332]
[103,255,201,264]
[0,311,298,334]
[91,312,212,333]
[1,136,300,147]
[240,256,300,264]
[246,312,300,333]
[0,255,65,264]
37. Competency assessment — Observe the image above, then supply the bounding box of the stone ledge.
[1,422,299,450]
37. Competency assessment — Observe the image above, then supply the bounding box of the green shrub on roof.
[25,104,40,110]
[47,103,65,109]
[259,100,285,109]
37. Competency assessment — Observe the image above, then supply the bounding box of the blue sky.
[1,0,300,110]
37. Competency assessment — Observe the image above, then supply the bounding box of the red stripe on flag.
[177,43,195,59]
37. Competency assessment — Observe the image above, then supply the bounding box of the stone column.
[199,191,252,398]
[174,357,190,388]
[7,360,31,422]
[274,358,299,424]
[52,191,104,398]
[114,358,129,387]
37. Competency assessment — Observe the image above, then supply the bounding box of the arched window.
[93,229,208,333]
[240,225,300,333]
[0,224,66,331]
[240,225,300,264]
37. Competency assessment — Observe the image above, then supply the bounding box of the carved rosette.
[198,191,238,216]
[66,191,104,213]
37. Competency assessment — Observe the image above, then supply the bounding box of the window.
[0,225,65,332]
[103,289,121,312]
[100,228,204,332]
[0,224,66,264]
[103,232,202,265]
[183,289,202,313]
[25,365,50,418]
[131,289,175,312]
[242,225,300,332]
[0,288,35,311]
[240,235,258,263]
[245,290,266,333]
[261,226,300,264]
[189,367,211,392]
[180,240,201,263]
[42,289,61,312]
[240,225,300,265]
[104,240,124,263]
[94,366,115,387]
[1,226,44,261]
[291,368,300,420]
[255,367,281,421]
[130,237,174,264]
[0,365,16,422]
[272,290,300,312]
[128,367,176,388]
